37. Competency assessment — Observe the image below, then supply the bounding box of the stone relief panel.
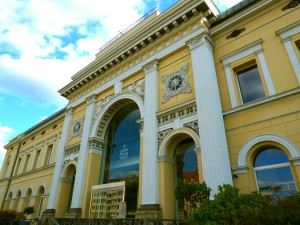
[161,63,192,103]
[123,78,145,97]
[158,128,173,148]
[183,120,199,135]
[93,94,114,124]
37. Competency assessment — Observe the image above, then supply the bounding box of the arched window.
[101,104,140,215]
[174,138,198,220]
[5,192,12,210]
[13,191,21,211]
[102,104,140,183]
[23,188,32,211]
[254,148,296,197]
[35,186,45,218]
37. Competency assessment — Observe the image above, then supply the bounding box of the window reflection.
[175,139,198,220]
[254,148,296,197]
[104,104,140,183]
[237,65,266,103]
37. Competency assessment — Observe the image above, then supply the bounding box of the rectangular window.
[14,158,21,175]
[33,150,41,169]
[44,144,53,166]
[23,154,30,172]
[237,65,266,103]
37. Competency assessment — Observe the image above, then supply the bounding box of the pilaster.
[71,95,97,209]
[138,59,162,217]
[187,33,233,196]
[46,107,74,210]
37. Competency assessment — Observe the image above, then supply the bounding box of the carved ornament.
[162,63,192,103]
[282,0,300,11]
[158,103,197,126]
[158,128,173,148]
[123,79,145,97]
[183,120,199,135]
[70,116,84,139]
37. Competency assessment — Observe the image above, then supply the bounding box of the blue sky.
[0,0,242,167]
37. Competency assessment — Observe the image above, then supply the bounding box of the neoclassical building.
[1,0,300,221]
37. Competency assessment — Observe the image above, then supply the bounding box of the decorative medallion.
[282,0,300,11]
[226,28,246,39]
[71,116,84,139]
[162,63,192,103]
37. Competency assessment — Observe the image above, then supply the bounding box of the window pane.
[104,105,140,184]
[254,148,289,167]
[237,66,265,103]
[176,140,198,182]
[256,167,296,197]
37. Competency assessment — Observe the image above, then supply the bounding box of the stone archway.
[56,163,76,217]
[81,93,144,218]
[157,127,201,220]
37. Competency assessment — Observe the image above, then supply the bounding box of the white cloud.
[0,122,15,168]
[0,0,147,109]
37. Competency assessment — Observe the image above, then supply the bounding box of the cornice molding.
[59,1,214,98]
[210,0,287,39]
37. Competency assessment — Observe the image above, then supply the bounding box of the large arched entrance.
[174,138,198,220]
[158,128,202,220]
[100,103,141,216]
[56,163,76,217]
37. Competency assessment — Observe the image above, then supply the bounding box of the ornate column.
[70,95,97,211]
[136,60,162,218]
[45,108,74,213]
[187,33,233,196]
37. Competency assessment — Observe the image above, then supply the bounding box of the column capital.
[88,137,104,155]
[143,60,159,73]
[65,107,74,117]
[158,155,174,164]
[186,33,213,51]
[86,94,97,105]
[194,147,201,155]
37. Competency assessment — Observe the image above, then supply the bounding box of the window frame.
[220,39,276,108]
[253,149,297,197]
[276,21,300,85]
[235,63,267,104]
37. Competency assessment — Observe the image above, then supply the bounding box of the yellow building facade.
[1,0,300,221]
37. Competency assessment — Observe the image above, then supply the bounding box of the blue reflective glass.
[237,66,266,103]
[104,105,140,183]
[256,167,296,197]
[176,140,198,181]
[254,148,289,167]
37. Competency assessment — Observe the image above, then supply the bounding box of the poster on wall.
[118,202,127,218]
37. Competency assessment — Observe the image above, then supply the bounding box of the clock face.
[73,122,81,133]
[168,74,183,91]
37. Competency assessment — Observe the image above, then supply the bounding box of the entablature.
[59,0,217,99]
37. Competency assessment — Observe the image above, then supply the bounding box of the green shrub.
[175,183,300,225]
[23,206,34,216]
[0,209,24,219]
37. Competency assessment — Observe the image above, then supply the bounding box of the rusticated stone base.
[41,209,55,225]
[135,204,162,219]
[64,208,82,218]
